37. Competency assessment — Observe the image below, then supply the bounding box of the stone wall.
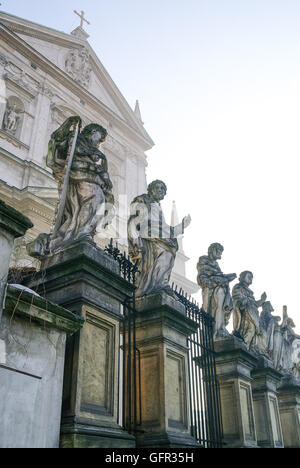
[0,285,83,448]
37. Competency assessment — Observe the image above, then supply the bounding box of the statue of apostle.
[47,116,114,252]
[272,306,300,374]
[256,301,281,358]
[232,271,267,351]
[128,180,191,297]
[197,243,236,339]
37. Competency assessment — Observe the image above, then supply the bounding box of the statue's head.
[239,270,253,285]
[208,243,224,260]
[81,124,107,148]
[148,180,167,202]
[262,301,274,314]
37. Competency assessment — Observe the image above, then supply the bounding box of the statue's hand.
[226,273,237,282]
[68,116,82,129]
[182,214,192,229]
[261,292,267,303]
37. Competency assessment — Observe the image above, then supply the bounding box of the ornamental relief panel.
[65,47,92,89]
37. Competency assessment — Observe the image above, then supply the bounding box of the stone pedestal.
[26,240,135,448]
[251,357,284,448]
[134,292,200,448]
[0,199,33,319]
[277,376,300,448]
[214,336,258,448]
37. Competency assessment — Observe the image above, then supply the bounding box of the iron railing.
[105,239,139,434]
[105,240,223,447]
[172,285,223,448]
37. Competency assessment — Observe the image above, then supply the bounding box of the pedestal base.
[251,357,284,448]
[61,423,135,448]
[278,376,300,448]
[214,336,258,448]
[134,293,200,449]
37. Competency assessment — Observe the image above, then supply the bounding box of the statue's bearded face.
[212,246,223,260]
[90,130,105,148]
[151,183,167,202]
[244,272,253,285]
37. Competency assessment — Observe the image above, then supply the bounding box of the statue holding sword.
[27,116,114,257]
[47,116,114,252]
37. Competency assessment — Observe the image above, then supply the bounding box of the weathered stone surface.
[25,240,135,448]
[5,285,83,334]
[0,199,33,319]
[60,305,134,449]
[0,285,82,448]
[214,336,258,448]
[25,239,134,317]
[197,243,236,339]
[128,180,191,298]
[134,292,200,448]
[251,357,284,448]
[277,376,300,448]
[232,271,267,352]
[45,116,114,253]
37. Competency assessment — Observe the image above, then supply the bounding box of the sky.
[2,0,300,332]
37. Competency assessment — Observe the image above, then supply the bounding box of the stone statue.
[197,243,236,339]
[3,105,20,134]
[256,301,281,358]
[232,271,267,351]
[272,306,300,375]
[46,116,114,252]
[128,180,191,297]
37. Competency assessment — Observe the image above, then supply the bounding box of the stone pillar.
[26,240,136,448]
[134,292,200,448]
[251,357,284,448]
[277,376,300,448]
[0,54,7,126]
[0,199,33,320]
[214,336,258,448]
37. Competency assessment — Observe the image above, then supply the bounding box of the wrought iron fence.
[105,240,223,447]
[105,239,139,434]
[172,285,223,448]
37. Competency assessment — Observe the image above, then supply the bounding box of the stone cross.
[73,10,91,28]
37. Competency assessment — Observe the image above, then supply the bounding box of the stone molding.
[4,284,84,335]
[0,198,33,238]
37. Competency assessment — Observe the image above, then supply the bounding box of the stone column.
[277,376,300,448]
[134,292,200,448]
[251,357,284,448]
[26,239,135,448]
[0,199,33,320]
[214,336,258,448]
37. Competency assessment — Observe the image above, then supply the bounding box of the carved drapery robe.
[47,123,114,250]
[197,256,233,336]
[232,282,260,350]
[128,194,180,297]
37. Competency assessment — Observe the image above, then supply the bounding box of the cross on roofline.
[74,10,91,28]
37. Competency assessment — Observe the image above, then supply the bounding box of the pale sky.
[2,0,300,332]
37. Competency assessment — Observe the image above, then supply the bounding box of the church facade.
[0,10,198,294]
